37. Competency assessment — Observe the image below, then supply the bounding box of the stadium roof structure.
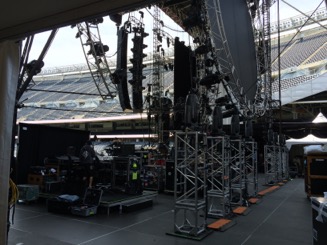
[0,0,162,42]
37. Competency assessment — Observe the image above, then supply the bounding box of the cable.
[8,178,19,227]
[9,178,19,207]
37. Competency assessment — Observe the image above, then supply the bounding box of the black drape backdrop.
[16,123,89,184]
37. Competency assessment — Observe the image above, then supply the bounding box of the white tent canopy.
[286,134,327,149]
[312,112,327,123]
[286,112,327,149]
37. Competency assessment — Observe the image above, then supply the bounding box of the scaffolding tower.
[264,144,279,185]
[174,131,207,237]
[244,140,258,197]
[230,138,246,206]
[281,146,289,180]
[206,136,231,218]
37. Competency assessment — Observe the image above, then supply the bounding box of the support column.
[0,40,20,245]
[207,136,231,218]
[174,131,207,237]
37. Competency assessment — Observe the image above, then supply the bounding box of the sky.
[28,8,190,69]
[27,0,325,69]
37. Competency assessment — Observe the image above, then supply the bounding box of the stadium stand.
[272,30,327,71]
[18,68,175,121]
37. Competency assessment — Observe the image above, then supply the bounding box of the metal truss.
[248,0,273,117]
[264,144,281,185]
[204,0,253,118]
[76,20,117,100]
[229,139,246,206]
[206,136,231,218]
[174,131,207,237]
[281,146,289,180]
[244,140,258,197]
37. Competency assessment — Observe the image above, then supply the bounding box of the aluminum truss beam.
[264,144,279,185]
[174,131,207,237]
[281,146,289,180]
[206,136,231,218]
[230,139,246,206]
[244,140,258,197]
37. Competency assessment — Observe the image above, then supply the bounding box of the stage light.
[75,31,83,38]
[215,95,229,105]
[195,44,209,55]
[183,11,202,30]
[231,113,240,137]
[87,42,109,56]
[26,60,45,76]
[244,119,253,139]
[212,105,224,135]
[109,13,122,26]
[185,93,199,126]
[87,17,104,25]
[157,33,163,43]
[139,11,144,18]
[225,103,234,110]
[223,107,237,118]
[205,58,214,67]
[199,73,222,86]
[167,38,170,47]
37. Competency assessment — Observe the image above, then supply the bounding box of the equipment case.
[17,184,39,202]
[47,195,80,214]
[71,188,103,216]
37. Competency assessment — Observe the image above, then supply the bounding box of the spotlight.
[199,73,222,86]
[195,45,209,55]
[26,60,44,76]
[87,17,104,25]
[87,42,109,56]
[157,33,163,43]
[205,58,214,67]
[167,38,170,47]
[215,95,229,105]
[223,107,237,118]
[75,31,83,38]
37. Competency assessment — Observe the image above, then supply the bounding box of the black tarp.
[16,123,90,184]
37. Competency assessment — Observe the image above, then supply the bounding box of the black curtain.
[16,123,89,184]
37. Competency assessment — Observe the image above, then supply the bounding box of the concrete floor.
[8,177,313,245]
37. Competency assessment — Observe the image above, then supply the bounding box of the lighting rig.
[147,5,174,148]
[264,128,289,185]
[74,17,117,100]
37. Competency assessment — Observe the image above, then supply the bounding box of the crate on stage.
[17,184,39,202]
[47,194,80,214]
[142,164,165,191]
[71,188,103,216]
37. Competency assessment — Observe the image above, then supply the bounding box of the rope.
[8,178,19,226]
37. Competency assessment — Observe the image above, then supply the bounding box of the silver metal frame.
[230,139,245,206]
[206,136,231,218]
[264,144,278,184]
[244,140,258,197]
[174,131,207,237]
